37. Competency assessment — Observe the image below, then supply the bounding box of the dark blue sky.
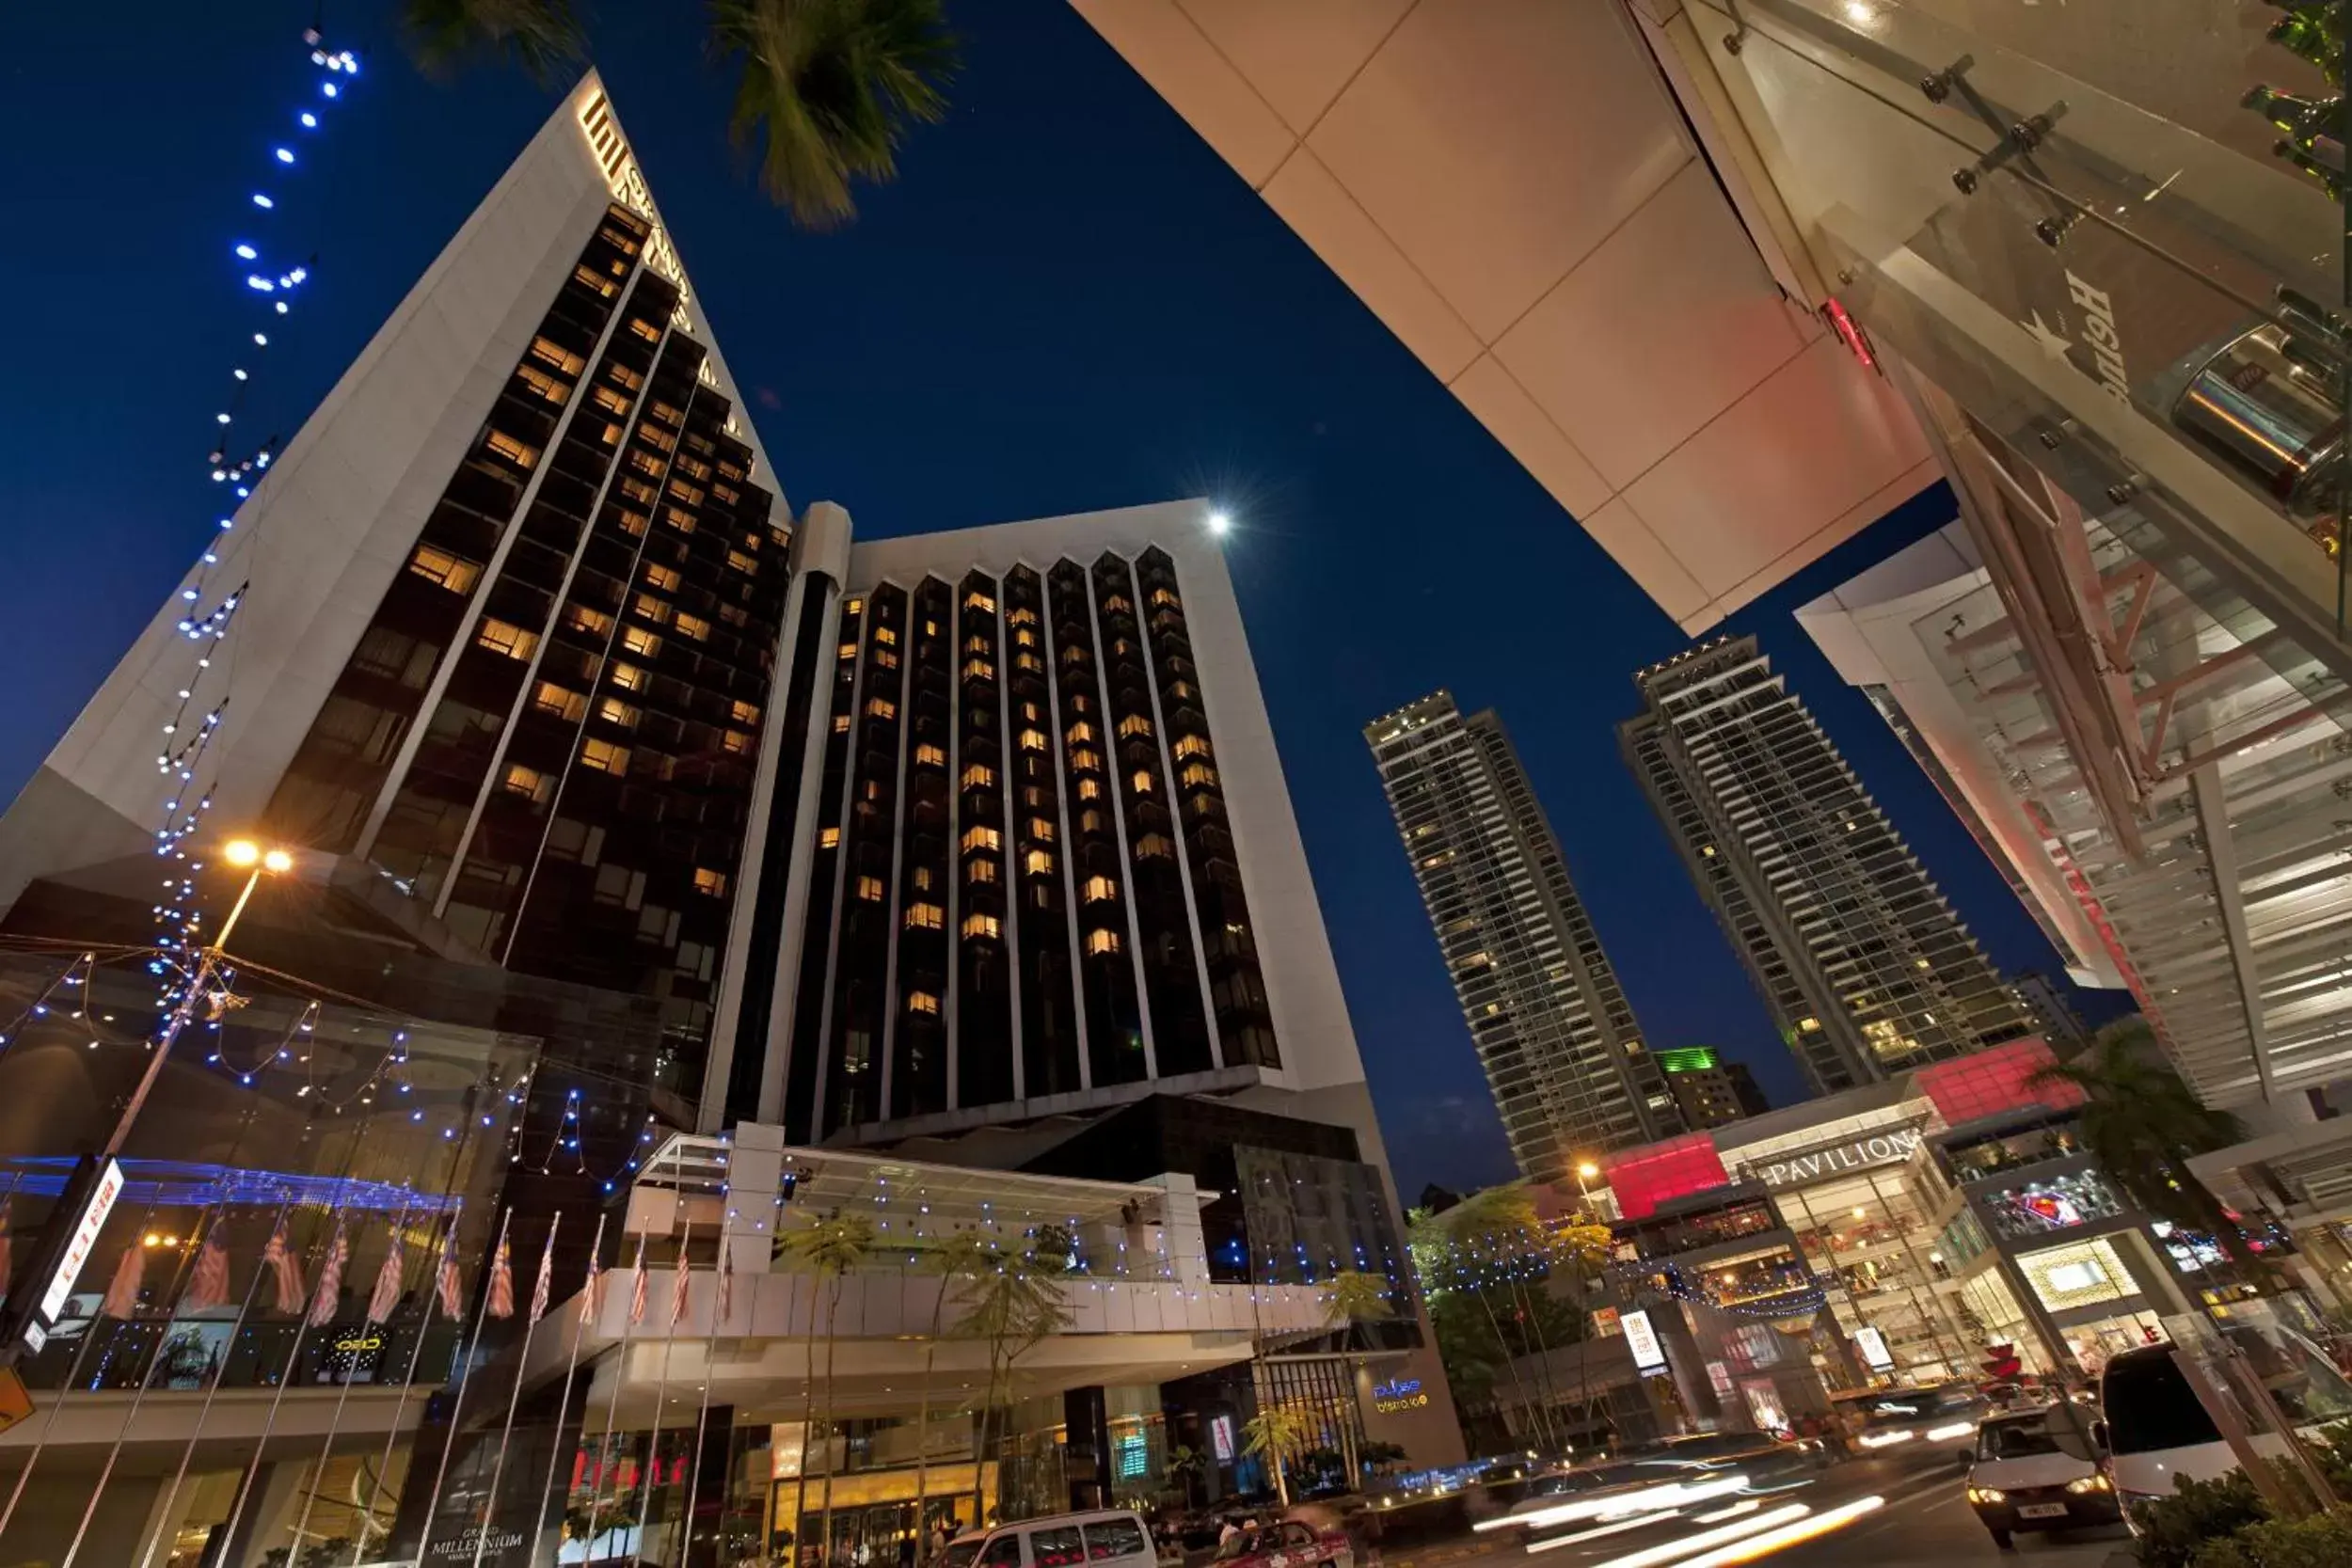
[1,2,2110,1196]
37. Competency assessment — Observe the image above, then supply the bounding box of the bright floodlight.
[223,840,261,868]
[1577,1162,1600,1179]
[262,849,294,874]
[1206,509,1232,536]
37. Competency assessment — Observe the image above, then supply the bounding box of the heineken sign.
[1750,1129,1922,1189]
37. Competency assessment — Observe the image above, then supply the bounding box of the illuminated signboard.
[1210,1414,1236,1463]
[1750,1129,1922,1189]
[1852,1325,1894,1371]
[1115,1430,1149,1481]
[1621,1308,1668,1375]
[38,1159,124,1325]
[1372,1377,1429,1415]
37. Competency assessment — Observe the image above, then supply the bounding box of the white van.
[939,1510,1157,1568]
[2100,1325,2352,1529]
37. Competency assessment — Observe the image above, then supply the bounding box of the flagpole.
[215,1202,356,1557]
[346,1202,465,1568]
[284,1201,409,1559]
[585,1231,652,1555]
[530,1212,607,1563]
[628,1221,691,1557]
[347,1076,485,1568]
[672,1238,732,1567]
[414,1205,514,1563]
[57,1196,230,1568]
[132,1200,294,1568]
[469,1210,561,1568]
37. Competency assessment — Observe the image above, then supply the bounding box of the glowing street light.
[101,836,294,1159]
[1206,509,1232,536]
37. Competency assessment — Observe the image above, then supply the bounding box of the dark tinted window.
[941,1544,982,1568]
[2103,1351,2221,1455]
[1030,1526,1085,1567]
[1978,1418,2063,1461]
[1082,1518,1149,1560]
[978,1537,1024,1568]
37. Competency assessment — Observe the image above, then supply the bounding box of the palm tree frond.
[401,0,585,83]
[709,0,960,229]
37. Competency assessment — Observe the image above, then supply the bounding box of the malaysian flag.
[262,1219,306,1316]
[367,1227,405,1324]
[308,1221,349,1327]
[528,1221,557,1325]
[434,1219,465,1321]
[101,1242,145,1319]
[486,1234,515,1320]
[181,1224,230,1313]
[670,1228,693,1327]
[628,1234,649,1325]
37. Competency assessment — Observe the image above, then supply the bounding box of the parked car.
[1212,1519,1353,1568]
[1964,1405,2120,1550]
[1850,1383,1994,1459]
[941,1511,1157,1568]
[2101,1326,2352,1531]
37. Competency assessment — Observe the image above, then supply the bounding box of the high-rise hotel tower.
[0,71,1418,1287]
[1622,638,2035,1094]
[1365,693,1677,1182]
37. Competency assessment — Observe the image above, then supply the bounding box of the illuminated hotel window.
[964,590,996,613]
[476,619,538,660]
[675,613,711,642]
[1083,876,1116,903]
[619,477,658,505]
[961,912,1000,940]
[566,605,614,638]
[632,594,673,625]
[516,364,571,405]
[722,729,752,755]
[647,399,683,426]
[1173,736,1210,760]
[1087,928,1120,956]
[961,826,1001,854]
[406,545,482,594]
[873,649,899,671]
[1067,723,1096,745]
[1071,749,1102,772]
[1182,763,1218,788]
[914,744,946,768]
[1134,833,1173,860]
[580,737,630,775]
[644,563,680,592]
[819,827,841,849]
[572,263,618,297]
[612,508,647,536]
[968,858,998,885]
[832,715,850,734]
[597,698,640,730]
[1024,849,1053,876]
[907,990,940,1016]
[856,876,885,902]
[727,549,757,574]
[839,642,859,660]
[484,430,540,470]
[1119,715,1152,739]
[731,700,761,725]
[627,317,661,342]
[1076,779,1102,800]
[609,663,646,693]
[1021,729,1047,752]
[502,764,554,804]
[904,902,944,930]
[532,682,586,721]
[530,336,585,375]
[664,507,697,536]
[1797,1017,1822,1033]
[609,363,644,392]
[1151,589,1178,609]
[622,627,663,658]
[693,867,728,896]
[874,626,898,646]
[866,698,897,721]
[963,659,994,682]
[962,765,996,790]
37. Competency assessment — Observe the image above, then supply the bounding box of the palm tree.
[780,1212,878,1566]
[1320,1270,1393,1490]
[913,1233,992,1538]
[2028,1019,2266,1279]
[1241,1405,1311,1508]
[397,0,958,229]
[1165,1443,1207,1508]
[948,1245,1073,1523]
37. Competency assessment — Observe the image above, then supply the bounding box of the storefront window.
[1979,1171,2124,1240]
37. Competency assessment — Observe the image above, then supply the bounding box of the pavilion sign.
[1748,1128,1922,1189]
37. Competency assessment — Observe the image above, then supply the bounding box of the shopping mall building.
[1575,1040,2330,1436]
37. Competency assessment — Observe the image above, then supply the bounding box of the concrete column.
[228,1461,310,1568]
[725,1122,787,1284]
[1152,1174,1205,1286]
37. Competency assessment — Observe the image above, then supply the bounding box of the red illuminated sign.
[1603,1132,1728,1220]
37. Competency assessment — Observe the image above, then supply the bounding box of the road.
[1376,1451,2133,1568]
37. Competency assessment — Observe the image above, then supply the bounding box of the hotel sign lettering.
[1371,1377,1428,1416]
[1753,1129,1921,1189]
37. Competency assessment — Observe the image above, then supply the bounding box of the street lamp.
[101,836,294,1159]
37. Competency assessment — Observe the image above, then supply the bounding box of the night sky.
[1,2,2116,1196]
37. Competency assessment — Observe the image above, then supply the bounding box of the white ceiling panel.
[1302,0,1692,342]
[1579,495,1711,627]
[1174,0,1416,137]
[1623,338,1934,608]
[1071,0,1296,187]
[1263,146,1483,382]
[1450,353,1611,521]
[1493,162,1810,492]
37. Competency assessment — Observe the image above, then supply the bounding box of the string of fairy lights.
[150,27,362,1023]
